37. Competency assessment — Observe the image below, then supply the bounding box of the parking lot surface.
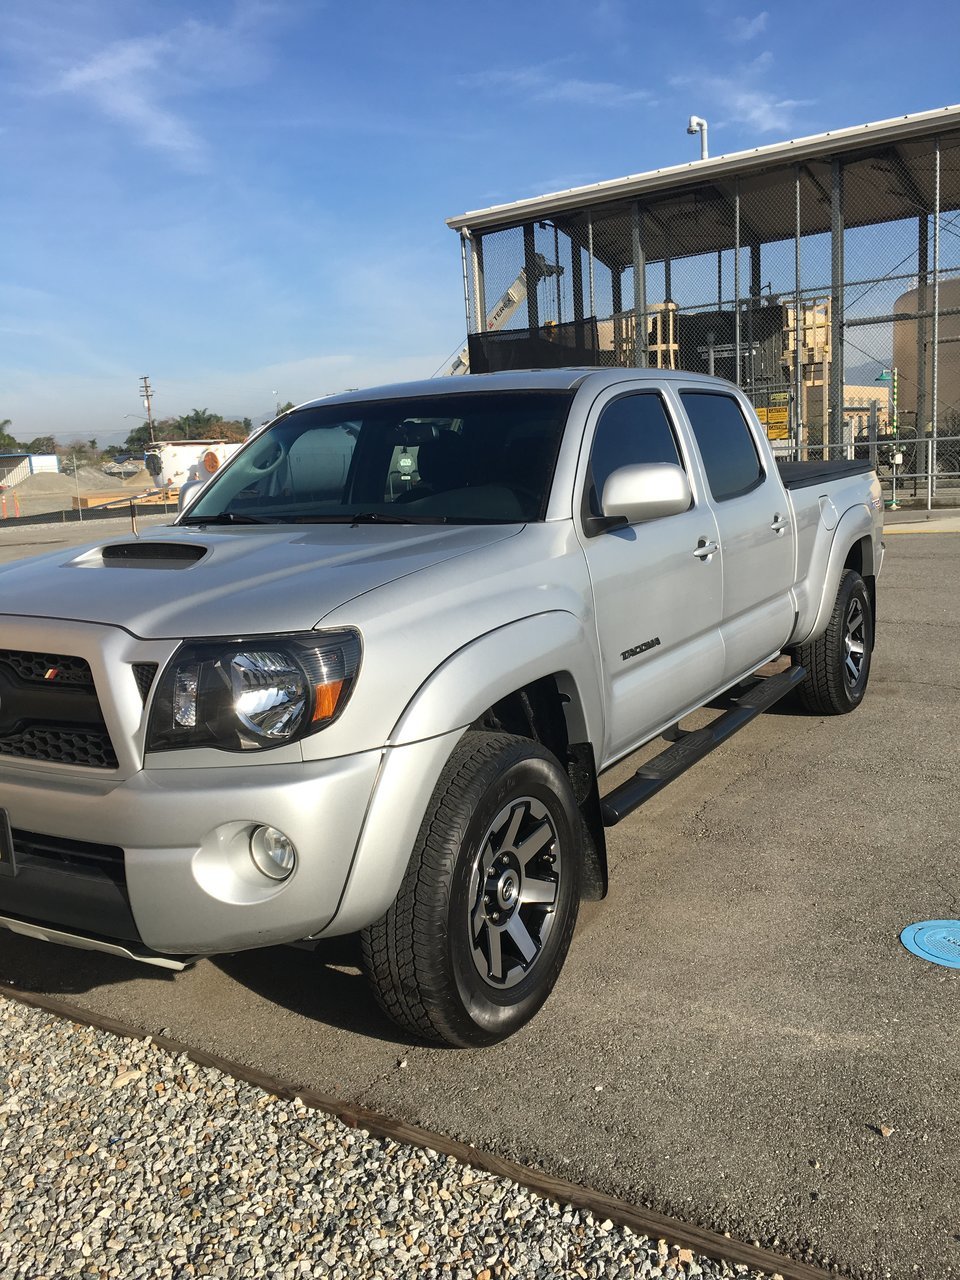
[1,521,958,1278]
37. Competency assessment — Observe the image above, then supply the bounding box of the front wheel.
[792,568,873,714]
[361,732,583,1047]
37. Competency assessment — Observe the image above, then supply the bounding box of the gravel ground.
[0,996,776,1280]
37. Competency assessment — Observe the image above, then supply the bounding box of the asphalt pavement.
[0,518,958,1277]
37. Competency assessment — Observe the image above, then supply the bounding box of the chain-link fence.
[456,120,960,508]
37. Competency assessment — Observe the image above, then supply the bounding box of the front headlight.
[146,630,361,753]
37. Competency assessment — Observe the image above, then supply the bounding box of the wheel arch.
[474,678,607,902]
[792,506,876,647]
[842,534,877,643]
[390,612,607,901]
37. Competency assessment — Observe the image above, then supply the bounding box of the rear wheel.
[793,569,873,714]
[361,732,582,1047]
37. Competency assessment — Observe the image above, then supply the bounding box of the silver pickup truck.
[0,370,882,1046]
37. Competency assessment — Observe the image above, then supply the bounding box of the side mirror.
[600,463,692,526]
[177,478,205,513]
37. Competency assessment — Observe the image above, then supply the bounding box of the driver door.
[577,389,724,765]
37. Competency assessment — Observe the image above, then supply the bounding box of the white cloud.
[59,36,204,165]
[712,85,804,134]
[730,11,768,42]
[463,64,654,109]
[22,9,277,169]
[671,55,814,137]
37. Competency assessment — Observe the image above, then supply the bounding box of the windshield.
[179,390,573,526]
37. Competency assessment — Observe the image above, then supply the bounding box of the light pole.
[686,115,709,160]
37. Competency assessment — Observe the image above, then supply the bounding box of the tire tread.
[793,569,871,715]
[361,732,548,1045]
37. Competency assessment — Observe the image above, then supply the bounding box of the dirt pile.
[13,466,147,496]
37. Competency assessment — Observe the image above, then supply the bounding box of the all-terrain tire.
[793,568,873,715]
[360,732,583,1047]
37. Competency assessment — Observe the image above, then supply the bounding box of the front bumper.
[0,751,382,955]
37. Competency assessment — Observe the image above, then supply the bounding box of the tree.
[121,411,250,453]
[0,419,18,452]
[178,408,223,433]
[24,436,56,455]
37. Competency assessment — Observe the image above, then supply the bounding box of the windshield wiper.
[350,512,448,526]
[291,512,449,526]
[179,512,275,526]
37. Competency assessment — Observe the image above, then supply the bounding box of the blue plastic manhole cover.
[900,920,960,969]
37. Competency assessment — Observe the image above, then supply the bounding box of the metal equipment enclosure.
[447,106,960,499]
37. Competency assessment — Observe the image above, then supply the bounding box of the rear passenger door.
[676,388,796,681]
[577,388,725,764]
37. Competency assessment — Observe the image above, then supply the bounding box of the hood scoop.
[73,541,208,570]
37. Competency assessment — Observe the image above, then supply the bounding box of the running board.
[600,665,806,827]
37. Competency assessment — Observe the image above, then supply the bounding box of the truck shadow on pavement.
[213,937,424,1048]
[0,930,421,1048]
[0,930,177,995]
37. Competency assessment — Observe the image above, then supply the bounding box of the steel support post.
[829,159,845,455]
[587,213,596,321]
[523,223,539,332]
[472,235,486,333]
[553,223,563,324]
[459,232,474,334]
[717,250,723,311]
[611,269,622,317]
[631,202,648,368]
[747,241,761,393]
[734,181,741,386]
[916,214,928,448]
[571,230,584,322]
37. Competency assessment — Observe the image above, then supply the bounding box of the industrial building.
[447,105,960,478]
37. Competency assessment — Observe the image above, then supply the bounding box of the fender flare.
[795,504,875,646]
[317,612,605,937]
[388,610,604,749]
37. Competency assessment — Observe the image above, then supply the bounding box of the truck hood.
[0,522,522,639]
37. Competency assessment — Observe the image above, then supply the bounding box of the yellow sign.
[756,406,790,439]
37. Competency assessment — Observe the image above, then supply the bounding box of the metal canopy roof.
[447,105,960,270]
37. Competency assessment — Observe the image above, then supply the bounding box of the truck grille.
[132,662,158,703]
[0,649,94,687]
[0,648,118,770]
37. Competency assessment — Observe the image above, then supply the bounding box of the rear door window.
[680,392,764,501]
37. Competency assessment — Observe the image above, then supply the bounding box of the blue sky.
[2,0,959,444]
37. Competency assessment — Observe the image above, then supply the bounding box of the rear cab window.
[679,391,764,502]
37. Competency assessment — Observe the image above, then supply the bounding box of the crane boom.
[446,252,562,375]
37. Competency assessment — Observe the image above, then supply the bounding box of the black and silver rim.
[843,595,867,689]
[468,796,561,990]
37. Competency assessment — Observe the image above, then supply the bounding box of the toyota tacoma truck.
[0,370,882,1046]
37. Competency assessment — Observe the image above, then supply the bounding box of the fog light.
[249,826,297,880]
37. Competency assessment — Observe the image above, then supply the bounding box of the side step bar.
[600,664,806,827]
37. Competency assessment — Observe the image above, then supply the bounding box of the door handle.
[693,538,719,560]
[771,513,789,534]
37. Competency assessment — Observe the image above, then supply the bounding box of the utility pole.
[139,376,155,443]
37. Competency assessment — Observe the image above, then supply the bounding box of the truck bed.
[776,459,874,490]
